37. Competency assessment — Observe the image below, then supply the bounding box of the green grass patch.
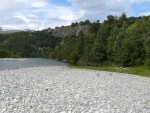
[69,66,150,77]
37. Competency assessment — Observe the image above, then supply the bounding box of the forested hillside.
[0,31,62,58]
[0,13,150,67]
[53,14,150,67]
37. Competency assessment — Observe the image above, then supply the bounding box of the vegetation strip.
[70,66,150,77]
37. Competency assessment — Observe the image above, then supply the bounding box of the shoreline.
[0,65,149,79]
[70,65,150,78]
[0,58,28,61]
[0,58,68,71]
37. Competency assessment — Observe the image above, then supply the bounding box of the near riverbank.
[0,66,150,112]
[70,66,150,77]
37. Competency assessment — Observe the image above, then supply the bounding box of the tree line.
[0,13,150,67]
[52,13,150,67]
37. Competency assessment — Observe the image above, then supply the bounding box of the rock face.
[47,25,89,38]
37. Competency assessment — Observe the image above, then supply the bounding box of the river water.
[0,58,68,71]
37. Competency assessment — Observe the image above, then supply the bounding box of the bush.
[0,49,11,58]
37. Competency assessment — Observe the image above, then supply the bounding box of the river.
[0,58,68,71]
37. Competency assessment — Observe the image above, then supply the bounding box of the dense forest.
[53,13,150,67]
[0,31,62,58]
[0,13,150,67]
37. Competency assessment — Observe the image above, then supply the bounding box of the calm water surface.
[0,58,68,71]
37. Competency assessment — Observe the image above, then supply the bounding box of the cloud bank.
[0,0,149,30]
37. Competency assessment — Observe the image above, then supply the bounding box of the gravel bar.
[0,66,150,113]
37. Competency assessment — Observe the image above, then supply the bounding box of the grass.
[69,65,150,77]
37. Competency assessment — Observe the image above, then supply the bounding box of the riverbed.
[0,59,150,113]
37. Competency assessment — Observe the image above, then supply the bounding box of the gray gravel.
[0,66,150,113]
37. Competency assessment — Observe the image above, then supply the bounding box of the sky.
[0,0,150,30]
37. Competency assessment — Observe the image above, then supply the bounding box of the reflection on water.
[0,58,68,71]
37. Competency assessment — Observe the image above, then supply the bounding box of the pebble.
[0,66,150,113]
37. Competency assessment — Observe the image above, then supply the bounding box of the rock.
[96,73,100,76]
[0,66,150,112]
[46,25,89,38]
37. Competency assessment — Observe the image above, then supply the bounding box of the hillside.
[0,23,90,57]
[0,14,150,67]
[52,14,150,67]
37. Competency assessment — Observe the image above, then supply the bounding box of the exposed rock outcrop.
[46,25,89,38]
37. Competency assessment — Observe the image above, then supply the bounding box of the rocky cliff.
[46,25,89,38]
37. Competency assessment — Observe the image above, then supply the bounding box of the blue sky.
[132,1,150,16]
[51,0,71,6]
[0,0,149,30]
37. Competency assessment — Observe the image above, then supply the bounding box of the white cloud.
[140,12,150,16]
[0,0,149,30]
[31,1,48,8]
[69,0,132,21]
[0,0,82,30]
[68,0,150,21]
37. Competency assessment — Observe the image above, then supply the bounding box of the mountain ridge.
[0,27,34,33]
